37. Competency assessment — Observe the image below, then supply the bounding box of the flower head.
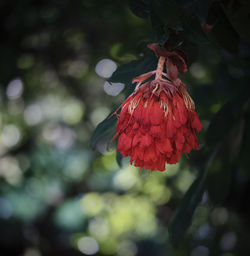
[113,44,202,171]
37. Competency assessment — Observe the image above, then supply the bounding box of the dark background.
[0,0,250,255]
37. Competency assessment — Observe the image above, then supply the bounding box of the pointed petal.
[132,71,156,84]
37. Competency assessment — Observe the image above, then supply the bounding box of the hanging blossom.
[112,43,202,171]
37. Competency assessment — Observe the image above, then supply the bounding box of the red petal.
[117,133,132,152]
[132,71,156,84]
[149,101,164,125]
[144,145,157,163]
[134,159,144,168]
[167,151,181,164]
[140,133,152,148]
[133,103,143,122]
[131,145,144,161]
[165,116,176,138]
[182,142,192,153]
[132,122,139,130]
[175,132,185,151]
[191,112,202,132]
[150,125,162,137]
[155,138,173,154]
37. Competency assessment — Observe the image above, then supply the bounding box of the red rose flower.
[113,44,202,171]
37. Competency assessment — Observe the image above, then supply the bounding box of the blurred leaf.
[181,41,198,65]
[170,147,218,245]
[109,53,158,96]
[109,53,157,84]
[179,0,212,22]
[128,0,151,19]
[207,114,245,204]
[222,1,250,43]
[116,151,123,167]
[150,9,165,39]
[158,31,170,46]
[209,9,239,54]
[151,0,183,29]
[206,93,249,147]
[90,114,117,150]
[182,16,208,44]
[167,33,184,51]
[240,107,250,176]
[54,199,85,230]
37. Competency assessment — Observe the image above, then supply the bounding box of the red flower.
[113,44,202,171]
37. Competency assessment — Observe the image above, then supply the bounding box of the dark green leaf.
[116,152,123,167]
[90,114,117,150]
[182,16,208,44]
[206,93,249,147]
[158,31,169,46]
[170,147,218,245]
[128,0,151,19]
[151,0,183,29]
[109,53,157,84]
[179,0,212,22]
[150,9,165,39]
[209,9,239,54]
[167,33,184,51]
[240,107,250,176]
[109,53,158,97]
[207,115,245,204]
[222,1,250,43]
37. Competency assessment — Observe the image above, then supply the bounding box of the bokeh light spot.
[0,197,13,219]
[6,78,24,99]
[117,240,137,256]
[190,63,206,79]
[211,207,229,226]
[17,54,34,69]
[77,236,99,255]
[191,246,209,256]
[220,232,237,251]
[24,104,43,126]
[113,167,137,191]
[89,217,109,239]
[95,59,117,78]
[104,81,124,96]
[1,124,21,147]
[23,248,41,256]
[62,100,84,125]
[81,193,103,217]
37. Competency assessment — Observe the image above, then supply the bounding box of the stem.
[155,56,165,80]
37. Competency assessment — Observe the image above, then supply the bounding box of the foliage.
[0,0,250,256]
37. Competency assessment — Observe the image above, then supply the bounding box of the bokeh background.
[0,0,250,256]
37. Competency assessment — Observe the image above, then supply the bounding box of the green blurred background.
[0,0,250,256]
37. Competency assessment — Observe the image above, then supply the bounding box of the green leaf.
[182,16,208,44]
[179,0,212,22]
[169,147,218,245]
[207,114,245,204]
[109,53,158,97]
[90,114,117,150]
[222,1,250,43]
[240,108,250,176]
[206,92,249,147]
[209,9,239,54]
[150,9,165,39]
[128,0,151,19]
[151,0,183,29]
[116,151,123,167]
[109,53,157,84]
[166,33,184,51]
[158,31,169,46]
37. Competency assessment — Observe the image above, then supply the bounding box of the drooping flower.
[113,43,202,171]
